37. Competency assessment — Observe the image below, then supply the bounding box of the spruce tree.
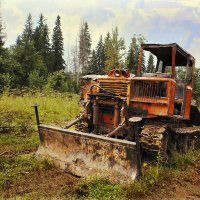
[104,27,125,72]
[12,14,46,87]
[0,5,5,54]
[21,13,34,43]
[96,35,105,74]
[16,35,21,45]
[51,15,65,72]
[88,49,98,74]
[127,47,136,74]
[33,14,51,72]
[126,34,146,75]
[146,53,155,73]
[104,32,111,67]
[0,3,6,74]
[34,14,46,51]
[79,21,91,75]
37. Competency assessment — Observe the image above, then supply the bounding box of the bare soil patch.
[3,168,78,199]
[144,160,200,200]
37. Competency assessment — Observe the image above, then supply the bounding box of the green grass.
[0,91,82,131]
[0,154,53,191]
[0,91,82,198]
[0,132,39,154]
[169,149,200,169]
[68,149,200,200]
[70,176,125,200]
[0,92,200,199]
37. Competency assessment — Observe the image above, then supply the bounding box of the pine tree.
[51,15,65,72]
[146,53,155,73]
[126,34,146,75]
[104,32,111,67]
[0,2,6,74]
[79,21,92,75]
[11,42,46,87]
[11,14,46,87]
[127,47,136,74]
[0,3,6,54]
[33,14,51,72]
[104,27,125,72]
[21,13,34,43]
[88,49,98,74]
[96,35,105,74]
[16,35,21,45]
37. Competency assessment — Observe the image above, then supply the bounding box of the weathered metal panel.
[130,78,176,118]
[98,80,129,98]
[37,124,139,180]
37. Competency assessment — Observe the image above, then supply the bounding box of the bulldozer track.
[139,120,200,161]
[75,121,88,132]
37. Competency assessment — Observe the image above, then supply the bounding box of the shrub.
[0,73,12,92]
[28,71,46,90]
[45,70,68,92]
[45,70,80,93]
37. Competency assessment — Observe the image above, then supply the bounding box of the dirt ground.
[0,131,200,199]
[2,158,200,199]
[3,168,78,199]
[146,160,200,200]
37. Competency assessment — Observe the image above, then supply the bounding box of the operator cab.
[137,43,195,118]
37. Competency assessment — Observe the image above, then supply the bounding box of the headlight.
[114,70,120,77]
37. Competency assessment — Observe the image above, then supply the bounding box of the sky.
[2,0,200,67]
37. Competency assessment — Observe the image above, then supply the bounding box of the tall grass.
[0,91,82,129]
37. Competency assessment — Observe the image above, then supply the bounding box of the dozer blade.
[37,124,140,180]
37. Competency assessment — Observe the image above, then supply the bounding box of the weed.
[0,154,53,191]
[0,132,39,154]
[67,176,125,200]
[169,149,200,169]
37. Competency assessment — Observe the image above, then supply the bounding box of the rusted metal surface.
[114,104,120,127]
[130,73,176,118]
[106,123,126,137]
[136,43,195,121]
[98,80,130,98]
[64,113,84,129]
[128,117,142,178]
[140,124,166,152]
[37,124,139,180]
[80,75,106,104]
[32,104,40,125]
[171,126,200,134]
[183,86,192,119]
[107,69,130,78]
[172,46,176,79]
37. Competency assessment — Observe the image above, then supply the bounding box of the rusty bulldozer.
[35,43,200,180]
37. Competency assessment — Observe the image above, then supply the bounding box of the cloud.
[2,0,200,67]
[84,8,115,26]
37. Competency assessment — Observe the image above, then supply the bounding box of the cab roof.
[141,43,195,66]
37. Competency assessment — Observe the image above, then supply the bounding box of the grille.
[99,81,128,97]
[133,80,167,98]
